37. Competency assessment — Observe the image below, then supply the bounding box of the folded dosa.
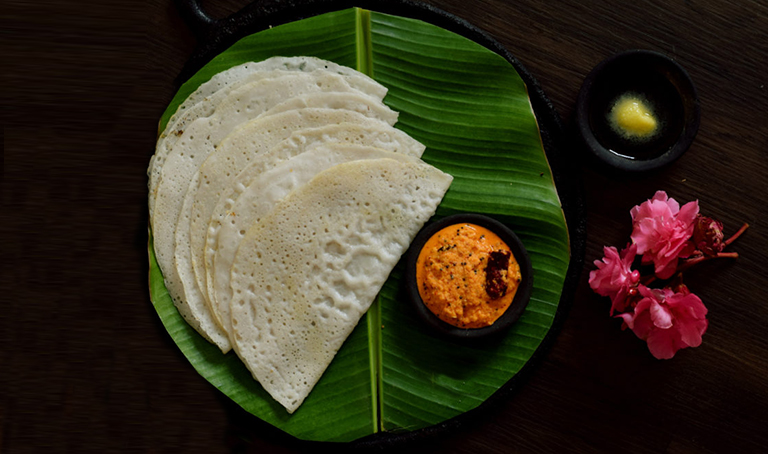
[153,73,371,352]
[204,121,426,319]
[150,70,371,219]
[207,144,424,338]
[150,56,386,205]
[186,93,399,306]
[166,107,394,352]
[229,158,453,413]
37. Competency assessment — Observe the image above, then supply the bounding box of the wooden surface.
[3,0,767,452]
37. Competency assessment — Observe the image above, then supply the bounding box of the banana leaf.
[149,7,570,443]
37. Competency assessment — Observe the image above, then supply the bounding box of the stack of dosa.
[149,56,452,413]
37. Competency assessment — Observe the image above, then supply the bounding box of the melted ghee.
[609,93,659,140]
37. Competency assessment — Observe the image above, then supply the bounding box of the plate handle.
[174,0,218,40]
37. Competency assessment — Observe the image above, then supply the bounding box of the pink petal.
[610,288,630,315]
[646,328,680,359]
[655,258,679,280]
[650,300,673,329]
[670,293,708,319]
[628,296,653,338]
[617,311,636,330]
[620,243,638,263]
[656,191,680,214]
[651,191,669,204]
[678,319,707,348]
[631,315,654,340]
[637,285,656,300]
[677,200,700,225]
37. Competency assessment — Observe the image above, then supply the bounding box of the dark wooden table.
[4,0,767,452]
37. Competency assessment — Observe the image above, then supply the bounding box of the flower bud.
[693,215,724,256]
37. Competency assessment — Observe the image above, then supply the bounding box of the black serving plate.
[169,0,586,448]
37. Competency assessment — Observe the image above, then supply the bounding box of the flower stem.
[678,251,738,273]
[724,223,749,246]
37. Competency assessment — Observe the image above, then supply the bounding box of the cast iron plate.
[167,0,586,448]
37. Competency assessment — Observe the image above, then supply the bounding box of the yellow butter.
[609,94,658,139]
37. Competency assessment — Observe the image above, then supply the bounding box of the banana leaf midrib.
[355,8,385,434]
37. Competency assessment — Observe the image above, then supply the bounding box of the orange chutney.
[415,223,522,328]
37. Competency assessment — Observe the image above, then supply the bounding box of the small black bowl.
[404,213,533,341]
[575,50,700,172]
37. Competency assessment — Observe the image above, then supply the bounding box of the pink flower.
[589,244,640,315]
[617,285,708,359]
[630,191,699,279]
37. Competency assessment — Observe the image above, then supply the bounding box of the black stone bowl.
[404,213,533,341]
[575,49,700,172]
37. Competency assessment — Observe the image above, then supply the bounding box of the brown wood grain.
[3,0,767,452]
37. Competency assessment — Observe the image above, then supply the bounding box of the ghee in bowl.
[405,214,533,340]
[608,93,659,140]
[575,50,699,172]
